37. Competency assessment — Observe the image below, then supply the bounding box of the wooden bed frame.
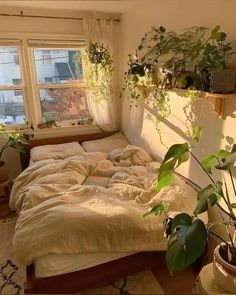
[25,252,164,294]
[19,131,205,293]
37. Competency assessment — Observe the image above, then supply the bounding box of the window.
[42,50,51,64]
[33,47,91,123]
[10,48,19,65]
[0,45,25,125]
[0,40,92,129]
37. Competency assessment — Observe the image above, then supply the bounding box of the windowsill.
[33,124,102,139]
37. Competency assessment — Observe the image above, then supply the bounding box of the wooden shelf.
[169,88,236,118]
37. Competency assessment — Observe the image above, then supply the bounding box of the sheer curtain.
[83,16,120,132]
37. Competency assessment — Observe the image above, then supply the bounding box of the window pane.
[0,46,22,86]
[40,88,92,122]
[0,90,25,124]
[34,48,84,84]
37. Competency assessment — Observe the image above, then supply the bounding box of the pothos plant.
[145,141,236,272]
[124,26,209,145]
[83,42,114,103]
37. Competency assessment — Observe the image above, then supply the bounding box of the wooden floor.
[0,202,199,294]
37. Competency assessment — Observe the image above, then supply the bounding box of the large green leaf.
[201,149,230,174]
[216,144,236,170]
[166,213,207,271]
[194,182,223,215]
[156,143,189,192]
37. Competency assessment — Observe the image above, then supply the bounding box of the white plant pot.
[0,161,8,183]
[213,243,236,293]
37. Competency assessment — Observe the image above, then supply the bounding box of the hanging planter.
[83,42,114,103]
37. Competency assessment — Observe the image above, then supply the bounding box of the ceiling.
[0,1,144,13]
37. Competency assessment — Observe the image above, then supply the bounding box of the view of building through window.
[0,46,25,124]
[0,44,92,126]
[34,48,91,123]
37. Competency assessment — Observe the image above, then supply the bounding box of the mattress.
[34,211,208,278]
[35,252,136,278]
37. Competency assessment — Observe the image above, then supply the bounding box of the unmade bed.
[10,131,207,292]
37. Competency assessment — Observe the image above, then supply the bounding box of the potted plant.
[0,122,34,182]
[144,141,236,293]
[197,25,236,93]
[83,42,114,103]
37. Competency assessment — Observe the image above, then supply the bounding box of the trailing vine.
[183,90,206,142]
[124,25,234,145]
[83,42,114,103]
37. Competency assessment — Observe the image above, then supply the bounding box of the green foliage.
[145,140,236,271]
[124,25,235,145]
[0,122,34,159]
[83,42,114,103]
[201,149,231,174]
[143,203,169,218]
[166,213,207,271]
[156,143,189,192]
[194,182,223,215]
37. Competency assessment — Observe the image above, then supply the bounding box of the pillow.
[30,142,84,162]
[81,132,129,153]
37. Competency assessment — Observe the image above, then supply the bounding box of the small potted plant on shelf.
[83,42,114,103]
[197,25,236,93]
[0,122,34,182]
[144,141,236,293]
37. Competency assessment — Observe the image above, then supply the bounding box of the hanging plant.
[83,42,114,103]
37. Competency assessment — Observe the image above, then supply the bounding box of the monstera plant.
[144,141,236,290]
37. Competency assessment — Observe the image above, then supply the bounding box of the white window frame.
[28,40,87,127]
[0,39,29,130]
[0,34,99,136]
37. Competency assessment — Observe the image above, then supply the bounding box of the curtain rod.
[0,11,120,22]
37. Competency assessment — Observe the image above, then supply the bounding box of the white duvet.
[10,146,200,266]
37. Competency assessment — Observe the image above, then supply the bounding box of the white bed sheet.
[35,252,136,278]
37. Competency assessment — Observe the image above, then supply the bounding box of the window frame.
[0,35,99,135]
[27,41,88,128]
[0,40,28,129]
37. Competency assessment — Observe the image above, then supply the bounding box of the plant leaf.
[194,182,223,215]
[156,143,189,193]
[143,203,168,218]
[201,150,230,174]
[216,144,236,170]
[191,125,203,143]
[166,213,207,271]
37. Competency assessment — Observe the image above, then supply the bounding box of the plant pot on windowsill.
[209,69,235,93]
[0,161,8,183]
[213,243,236,293]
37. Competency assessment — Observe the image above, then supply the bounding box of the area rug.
[0,218,164,295]
[0,218,25,295]
[80,271,165,294]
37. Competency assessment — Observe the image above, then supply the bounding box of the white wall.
[121,0,236,188]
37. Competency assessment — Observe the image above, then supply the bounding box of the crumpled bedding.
[10,145,200,266]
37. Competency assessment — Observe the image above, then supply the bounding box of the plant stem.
[189,151,216,184]
[0,139,10,159]
[174,171,202,191]
[229,169,236,199]
[216,203,231,218]
[224,176,236,220]
[207,229,229,245]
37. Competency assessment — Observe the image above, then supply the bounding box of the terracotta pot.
[0,161,8,183]
[213,243,236,293]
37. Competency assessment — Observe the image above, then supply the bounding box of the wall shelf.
[205,92,236,118]
[170,88,236,118]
